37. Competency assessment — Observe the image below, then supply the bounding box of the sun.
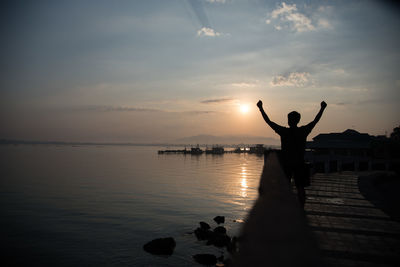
[240,104,249,114]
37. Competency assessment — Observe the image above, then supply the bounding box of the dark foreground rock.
[193,254,217,265]
[143,237,176,255]
[206,233,231,248]
[213,226,227,234]
[194,227,214,241]
[213,216,225,224]
[195,226,232,248]
[199,221,211,230]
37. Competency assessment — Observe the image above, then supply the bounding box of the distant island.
[173,134,280,146]
[0,134,280,147]
[0,139,160,146]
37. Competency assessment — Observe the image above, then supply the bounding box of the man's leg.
[294,163,308,209]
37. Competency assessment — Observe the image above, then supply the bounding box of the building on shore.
[249,144,265,154]
[233,144,265,154]
[305,129,395,173]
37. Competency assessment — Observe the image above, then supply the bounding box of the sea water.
[0,145,264,266]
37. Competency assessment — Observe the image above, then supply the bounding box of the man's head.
[288,111,301,128]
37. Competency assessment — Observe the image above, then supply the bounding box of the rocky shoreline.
[143,216,238,266]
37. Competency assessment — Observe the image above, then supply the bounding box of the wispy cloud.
[183,110,218,115]
[332,98,384,107]
[271,2,297,19]
[197,27,221,37]
[70,105,218,115]
[270,72,311,87]
[330,86,369,92]
[206,0,226,3]
[317,18,332,29]
[201,98,235,104]
[267,2,332,33]
[231,82,258,88]
[335,102,349,106]
[75,105,161,112]
[332,68,347,75]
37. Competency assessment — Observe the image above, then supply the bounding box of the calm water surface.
[0,145,264,266]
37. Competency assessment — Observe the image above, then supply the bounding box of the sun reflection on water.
[240,165,248,197]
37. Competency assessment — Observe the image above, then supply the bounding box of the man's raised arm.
[306,101,327,130]
[257,100,283,133]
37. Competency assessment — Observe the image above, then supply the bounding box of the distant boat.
[190,145,203,155]
[206,145,224,154]
[234,147,250,153]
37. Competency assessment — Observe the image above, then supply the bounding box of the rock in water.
[208,234,231,248]
[199,221,211,230]
[214,216,225,224]
[194,227,214,241]
[193,254,217,265]
[214,226,227,234]
[143,237,176,255]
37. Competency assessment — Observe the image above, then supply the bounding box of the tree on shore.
[390,125,400,143]
[390,126,400,173]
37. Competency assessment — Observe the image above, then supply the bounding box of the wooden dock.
[233,152,322,266]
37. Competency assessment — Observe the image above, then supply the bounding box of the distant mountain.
[0,135,280,147]
[173,134,279,145]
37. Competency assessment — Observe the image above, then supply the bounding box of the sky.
[1,0,399,143]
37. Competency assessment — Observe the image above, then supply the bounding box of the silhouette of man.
[257,100,327,208]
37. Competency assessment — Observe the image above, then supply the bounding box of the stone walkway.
[304,172,400,267]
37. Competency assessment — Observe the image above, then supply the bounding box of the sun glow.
[240,104,249,114]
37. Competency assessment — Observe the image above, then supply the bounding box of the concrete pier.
[305,172,400,266]
[233,152,400,266]
[233,152,322,267]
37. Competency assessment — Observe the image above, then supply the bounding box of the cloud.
[335,102,349,106]
[197,27,221,37]
[332,98,383,107]
[317,18,332,29]
[331,86,369,92]
[270,72,311,87]
[206,0,226,3]
[333,68,346,75]
[231,82,258,88]
[268,2,314,32]
[201,98,235,104]
[267,2,332,33]
[76,105,161,112]
[71,105,218,115]
[286,12,314,32]
[271,2,297,19]
[183,110,218,115]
